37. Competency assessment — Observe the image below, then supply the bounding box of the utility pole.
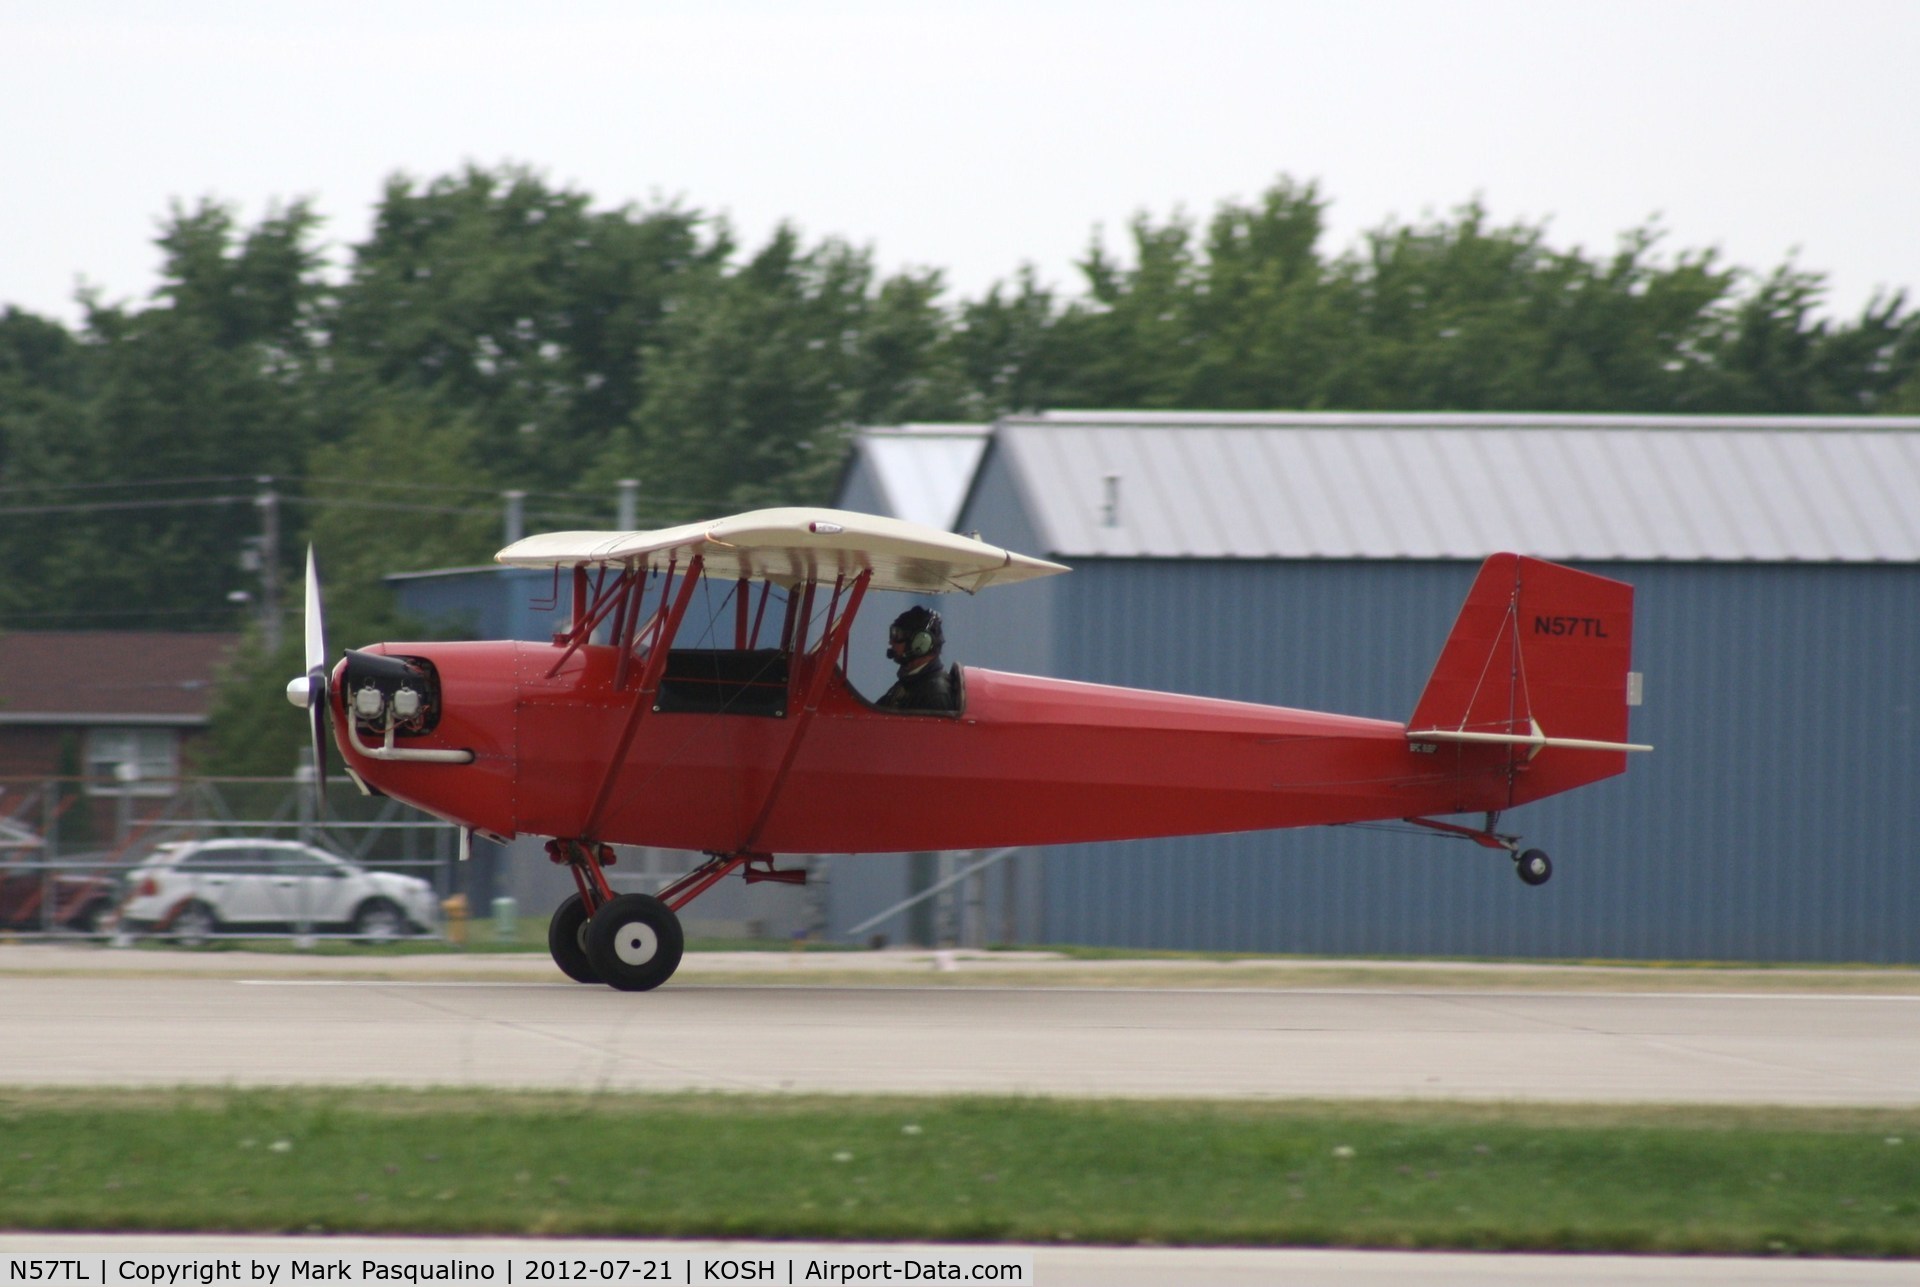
[255,477,282,653]
[617,479,639,530]
[503,490,527,546]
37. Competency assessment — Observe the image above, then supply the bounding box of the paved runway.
[5,958,1918,1103]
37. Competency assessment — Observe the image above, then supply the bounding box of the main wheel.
[547,893,600,984]
[585,893,685,992]
[1516,848,1553,886]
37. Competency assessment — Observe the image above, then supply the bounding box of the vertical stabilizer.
[1408,554,1643,805]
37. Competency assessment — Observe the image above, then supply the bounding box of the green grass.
[1,1090,1916,1256]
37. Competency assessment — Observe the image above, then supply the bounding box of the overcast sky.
[5,0,1916,329]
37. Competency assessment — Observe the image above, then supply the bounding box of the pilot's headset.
[886,606,943,662]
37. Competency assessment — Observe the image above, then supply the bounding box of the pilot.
[878,605,956,712]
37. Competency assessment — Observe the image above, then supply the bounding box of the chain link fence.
[0,775,458,942]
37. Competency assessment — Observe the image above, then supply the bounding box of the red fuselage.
[335,640,1517,855]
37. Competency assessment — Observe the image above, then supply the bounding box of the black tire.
[72,899,115,935]
[1517,848,1553,886]
[547,893,600,984]
[585,893,685,992]
[171,900,219,946]
[352,897,411,942]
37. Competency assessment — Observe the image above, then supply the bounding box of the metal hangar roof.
[989,412,1920,563]
[844,423,991,534]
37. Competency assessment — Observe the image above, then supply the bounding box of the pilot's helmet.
[886,605,944,662]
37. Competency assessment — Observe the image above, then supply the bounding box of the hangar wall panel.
[389,567,566,642]
[1033,560,1920,963]
[929,442,1062,684]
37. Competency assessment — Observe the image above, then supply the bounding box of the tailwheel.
[1516,848,1553,886]
[547,893,599,984]
[586,893,686,992]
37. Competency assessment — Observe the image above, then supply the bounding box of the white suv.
[119,840,438,943]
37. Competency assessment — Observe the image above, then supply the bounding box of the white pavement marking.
[235,978,1920,1002]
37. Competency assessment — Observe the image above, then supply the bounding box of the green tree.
[604,224,961,510]
[0,200,325,630]
[197,399,500,777]
[1690,270,1920,414]
[0,306,86,398]
[329,164,720,490]
[951,266,1068,416]
[0,308,93,625]
[850,268,969,426]
[1183,179,1337,408]
[1048,209,1206,408]
[970,177,1919,418]
[1316,208,1740,411]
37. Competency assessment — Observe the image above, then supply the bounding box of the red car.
[0,860,118,933]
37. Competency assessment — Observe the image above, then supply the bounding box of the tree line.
[1,166,1915,770]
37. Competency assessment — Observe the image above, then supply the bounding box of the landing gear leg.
[542,846,805,991]
[1405,813,1553,887]
[545,839,622,984]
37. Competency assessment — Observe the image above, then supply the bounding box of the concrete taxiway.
[3,945,1917,1103]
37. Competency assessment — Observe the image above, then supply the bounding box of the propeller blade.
[303,546,329,810]
[304,545,327,674]
[309,666,329,804]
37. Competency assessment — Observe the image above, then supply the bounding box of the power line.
[0,605,239,624]
[0,495,250,516]
[0,474,261,498]
[0,472,735,516]
[296,476,639,505]
[277,496,517,519]
[0,491,707,526]
[0,493,500,521]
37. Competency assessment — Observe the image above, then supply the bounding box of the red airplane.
[289,507,1650,991]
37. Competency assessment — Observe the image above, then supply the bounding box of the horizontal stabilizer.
[1407,722,1653,755]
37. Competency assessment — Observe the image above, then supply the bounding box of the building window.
[84,728,179,796]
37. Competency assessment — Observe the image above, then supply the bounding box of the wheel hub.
[614,921,660,966]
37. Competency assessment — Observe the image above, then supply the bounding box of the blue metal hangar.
[835,412,1920,964]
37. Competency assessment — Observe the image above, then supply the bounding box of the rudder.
[1408,554,1645,806]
